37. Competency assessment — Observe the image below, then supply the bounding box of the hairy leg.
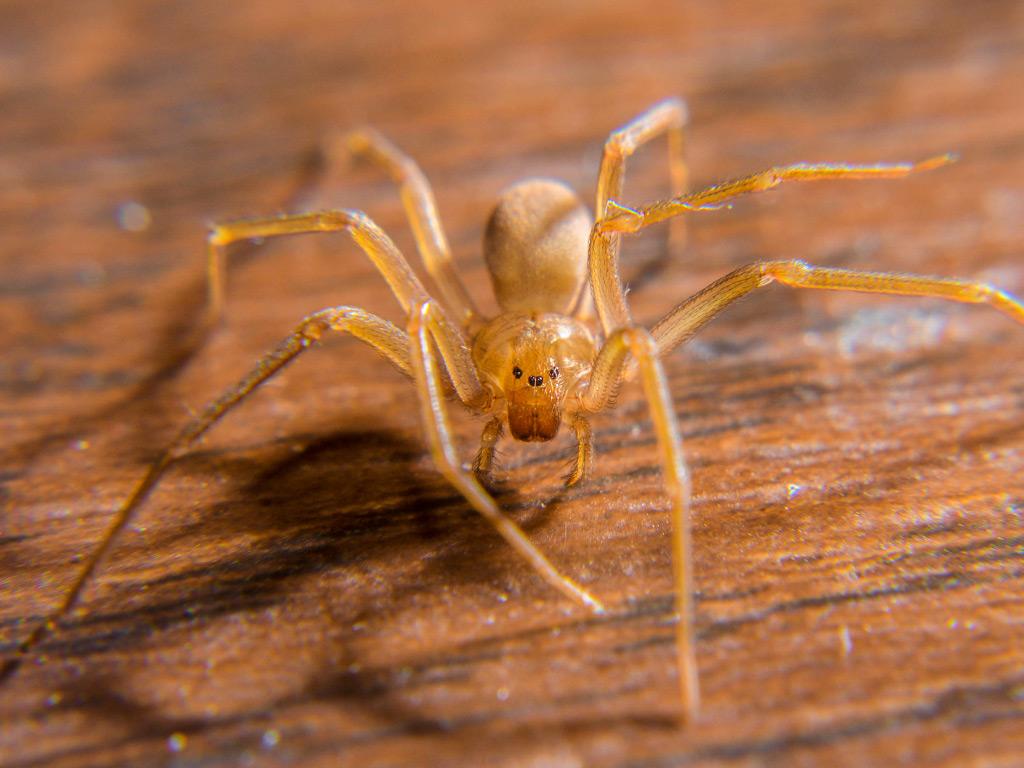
[1,306,415,685]
[472,415,504,483]
[207,208,427,321]
[584,98,688,320]
[600,155,954,234]
[579,326,698,720]
[596,98,688,219]
[205,209,487,408]
[409,301,606,614]
[578,258,1023,718]
[340,128,481,328]
[565,414,593,487]
[589,154,952,337]
[652,260,1024,356]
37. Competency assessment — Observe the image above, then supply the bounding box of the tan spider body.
[6,99,1023,721]
[475,178,597,447]
[472,311,595,444]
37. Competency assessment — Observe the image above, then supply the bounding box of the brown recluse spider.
[7,98,1024,720]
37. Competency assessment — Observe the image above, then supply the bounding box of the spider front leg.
[1,306,415,685]
[409,301,607,614]
[597,100,689,248]
[579,326,698,721]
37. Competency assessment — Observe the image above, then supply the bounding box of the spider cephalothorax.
[472,312,595,442]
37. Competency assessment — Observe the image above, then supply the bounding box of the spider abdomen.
[484,178,592,316]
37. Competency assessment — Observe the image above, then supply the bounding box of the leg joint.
[407,297,436,333]
[760,259,810,284]
[610,324,659,358]
[317,209,362,231]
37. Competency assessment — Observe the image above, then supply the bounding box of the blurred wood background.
[2,1,1023,766]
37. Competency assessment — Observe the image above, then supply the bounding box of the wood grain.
[2,1,1023,766]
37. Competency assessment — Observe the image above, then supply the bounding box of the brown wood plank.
[2,2,1023,766]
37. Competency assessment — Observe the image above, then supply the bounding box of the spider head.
[505,356,564,442]
[473,314,595,443]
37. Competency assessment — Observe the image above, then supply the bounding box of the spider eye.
[513,366,523,379]
[549,367,559,379]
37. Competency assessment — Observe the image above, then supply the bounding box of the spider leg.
[651,260,1024,356]
[473,411,593,489]
[588,154,953,336]
[207,208,427,323]
[205,210,487,408]
[338,128,481,328]
[0,306,415,686]
[576,260,1023,719]
[472,416,504,483]
[596,98,689,222]
[579,327,698,721]
[600,154,955,234]
[582,98,688,320]
[206,131,479,327]
[565,414,593,487]
[409,301,607,614]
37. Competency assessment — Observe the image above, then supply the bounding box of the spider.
[7,98,1023,721]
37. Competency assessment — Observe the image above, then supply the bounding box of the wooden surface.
[3,2,1024,766]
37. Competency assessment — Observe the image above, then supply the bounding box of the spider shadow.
[26,657,678,768]
[30,667,446,766]
[90,425,570,656]
[226,427,572,605]
[18,426,594,733]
